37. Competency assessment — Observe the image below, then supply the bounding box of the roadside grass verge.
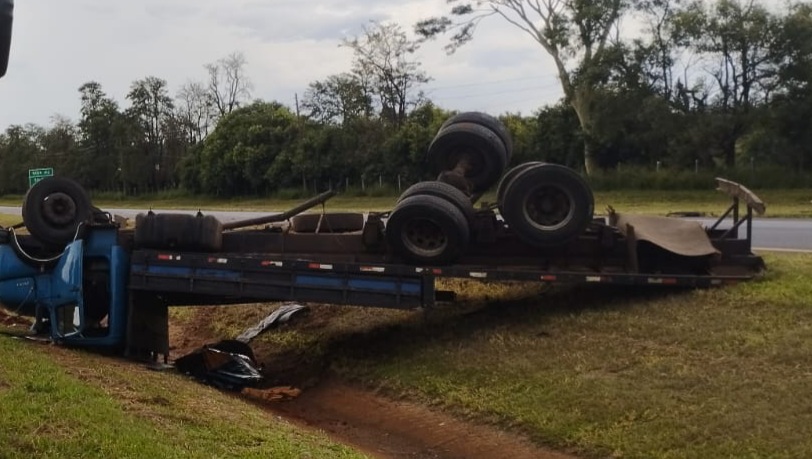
[0,213,19,227]
[0,334,364,459]
[172,252,812,458]
[1,188,810,217]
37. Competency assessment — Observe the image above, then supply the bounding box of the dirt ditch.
[261,378,575,459]
[169,305,579,459]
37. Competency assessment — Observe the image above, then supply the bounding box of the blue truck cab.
[0,226,129,347]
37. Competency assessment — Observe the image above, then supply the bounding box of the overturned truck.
[0,112,765,359]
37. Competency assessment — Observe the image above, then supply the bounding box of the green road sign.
[28,167,53,187]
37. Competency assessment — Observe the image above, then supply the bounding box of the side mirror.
[0,0,13,78]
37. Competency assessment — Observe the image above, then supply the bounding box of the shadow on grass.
[259,283,697,385]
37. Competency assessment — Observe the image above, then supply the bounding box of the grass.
[0,213,20,227]
[1,187,810,217]
[172,252,812,458]
[0,334,365,459]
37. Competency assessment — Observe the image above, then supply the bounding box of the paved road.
[1,206,810,251]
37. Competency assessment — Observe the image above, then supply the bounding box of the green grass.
[0,336,365,459]
[0,213,20,227]
[173,253,812,458]
[330,253,812,458]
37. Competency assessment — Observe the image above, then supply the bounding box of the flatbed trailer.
[118,177,765,358]
[0,175,765,360]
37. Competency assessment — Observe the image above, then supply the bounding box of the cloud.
[0,0,562,128]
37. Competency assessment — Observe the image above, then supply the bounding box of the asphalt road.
[1,206,810,251]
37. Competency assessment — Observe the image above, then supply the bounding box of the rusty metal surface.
[715,178,766,215]
[611,213,719,257]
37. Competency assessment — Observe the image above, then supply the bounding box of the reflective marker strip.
[360,266,386,273]
[648,278,678,285]
[540,275,557,282]
[586,276,603,283]
[469,272,487,279]
[432,269,443,275]
[261,261,283,267]
[157,254,181,261]
[208,258,228,264]
[308,263,333,270]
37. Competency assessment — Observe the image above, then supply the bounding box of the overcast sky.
[0,0,564,130]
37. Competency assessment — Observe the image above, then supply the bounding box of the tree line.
[1,1,811,197]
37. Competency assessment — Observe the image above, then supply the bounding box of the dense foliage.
[1,3,812,197]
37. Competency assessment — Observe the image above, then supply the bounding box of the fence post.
[397,174,402,191]
[361,175,366,191]
[379,174,382,187]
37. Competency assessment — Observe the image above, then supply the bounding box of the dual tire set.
[386,112,595,265]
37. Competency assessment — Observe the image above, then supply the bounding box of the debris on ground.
[0,308,31,328]
[235,303,308,343]
[242,386,302,402]
[174,339,264,391]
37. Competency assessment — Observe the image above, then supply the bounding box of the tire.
[386,194,470,265]
[500,163,594,247]
[427,122,507,193]
[22,177,92,247]
[496,161,543,210]
[134,213,223,252]
[397,181,475,224]
[290,213,365,233]
[440,111,514,163]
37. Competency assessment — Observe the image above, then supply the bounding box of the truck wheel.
[427,122,507,193]
[397,181,475,224]
[290,213,365,233]
[386,194,469,265]
[496,161,543,211]
[22,177,92,247]
[500,163,594,247]
[440,111,513,163]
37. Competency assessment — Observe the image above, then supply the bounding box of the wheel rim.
[522,185,575,231]
[401,218,448,258]
[41,192,78,226]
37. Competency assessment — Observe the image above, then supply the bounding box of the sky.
[0,0,565,130]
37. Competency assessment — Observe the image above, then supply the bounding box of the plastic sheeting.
[235,303,308,343]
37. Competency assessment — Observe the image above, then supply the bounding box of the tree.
[761,2,812,171]
[636,0,687,103]
[76,81,125,189]
[301,73,373,125]
[675,0,778,167]
[344,21,430,126]
[205,52,253,119]
[197,101,298,196]
[176,80,213,143]
[126,76,176,190]
[416,0,632,174]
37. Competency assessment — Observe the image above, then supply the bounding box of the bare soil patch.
[264,378,575,459]
[170,304,577,459]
